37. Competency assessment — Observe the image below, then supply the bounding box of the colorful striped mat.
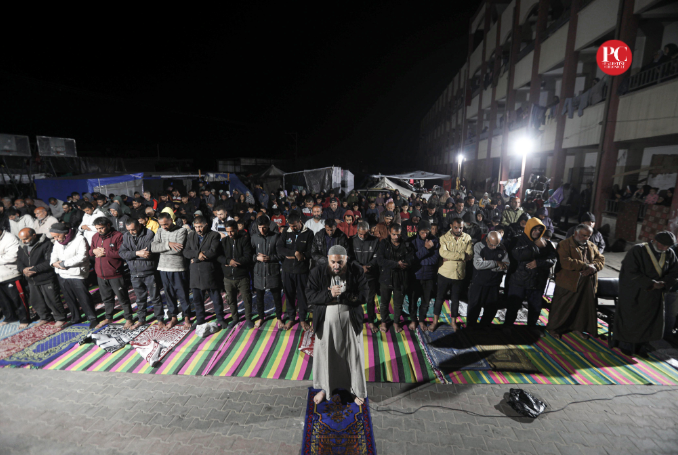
[205,320,312,380]
[31,293,678,386]
[204,318,436,383]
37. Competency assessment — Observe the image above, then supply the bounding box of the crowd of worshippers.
[0,185,675,357]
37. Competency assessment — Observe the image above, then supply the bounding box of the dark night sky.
[2,2,481,173]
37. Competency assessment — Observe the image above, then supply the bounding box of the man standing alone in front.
[306,245,369,405]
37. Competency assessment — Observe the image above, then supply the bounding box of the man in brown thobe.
[547,224,605,339]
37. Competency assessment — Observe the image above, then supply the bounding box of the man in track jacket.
[17,228,66,326]
[348,221,380,333]
[277,212,314,331]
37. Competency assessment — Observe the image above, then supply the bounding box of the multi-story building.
[419,0,678,236]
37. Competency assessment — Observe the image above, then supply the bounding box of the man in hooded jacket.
[504,217,557,335]
[107,203,130,234]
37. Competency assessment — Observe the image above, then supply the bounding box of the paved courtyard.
[0,369,676,454]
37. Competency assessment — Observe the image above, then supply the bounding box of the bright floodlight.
[514,136,534,155]
[457,154,464,163]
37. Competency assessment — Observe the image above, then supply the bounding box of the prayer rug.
[416,325,492,375]
[85,323,148,353]
[130,324,191,366]
[0,319,37,341]
[0,323,62,360]
[0,324,91,368]
[463,329,539,373]
[301,388,376,455]
[45,322,231,375]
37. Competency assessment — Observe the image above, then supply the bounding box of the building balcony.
[615,76,678,142]
[562,101,605,148]
[466,94,480,119]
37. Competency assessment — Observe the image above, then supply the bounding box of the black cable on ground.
[366,388,678,418]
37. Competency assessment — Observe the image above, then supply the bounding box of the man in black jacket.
[119,220,160,329]
[311,218,349,268]
[505,217,557,335]
[277,212,314,331]
[219,220,255,328]
[306,245,369,405]
[251,216,285,328]
[322,198,345,224]
[183,216,226,331]
[377,224,414,333]
[349,221,380,333]
[61,203,83,229]
[17,228,66,326]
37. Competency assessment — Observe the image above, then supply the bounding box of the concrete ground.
[2,237,672,454]
[0,369,677,455]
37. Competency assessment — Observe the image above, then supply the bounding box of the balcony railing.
[517,41,535,62]
[605,199,649,220]
[543,10,570,40]
[626,59,678,93]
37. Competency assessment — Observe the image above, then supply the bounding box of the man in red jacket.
[90,217,134,329]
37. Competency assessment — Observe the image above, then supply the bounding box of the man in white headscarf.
[306,245,369,405]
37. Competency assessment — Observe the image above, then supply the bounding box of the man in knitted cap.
[616,231,678,356]
[566,212,605,253]
[306,244,369,406]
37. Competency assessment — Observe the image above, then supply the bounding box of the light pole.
[513,136,534,199]
[457,154,464,190]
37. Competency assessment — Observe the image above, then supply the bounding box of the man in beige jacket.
[430,216,473,331]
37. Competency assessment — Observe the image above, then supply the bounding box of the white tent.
[363,177,415,197]
[371,170,450,180]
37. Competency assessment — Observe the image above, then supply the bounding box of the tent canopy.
[371,171,450,180]
[35,173,144,201]
[361,177,415,198]
[283,166,342,194]
[252,165,285,194]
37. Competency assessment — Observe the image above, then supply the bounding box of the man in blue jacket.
[119,219,160,329]
[407,221,439,331]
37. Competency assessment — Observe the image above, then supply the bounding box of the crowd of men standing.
[0,183,676,358]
